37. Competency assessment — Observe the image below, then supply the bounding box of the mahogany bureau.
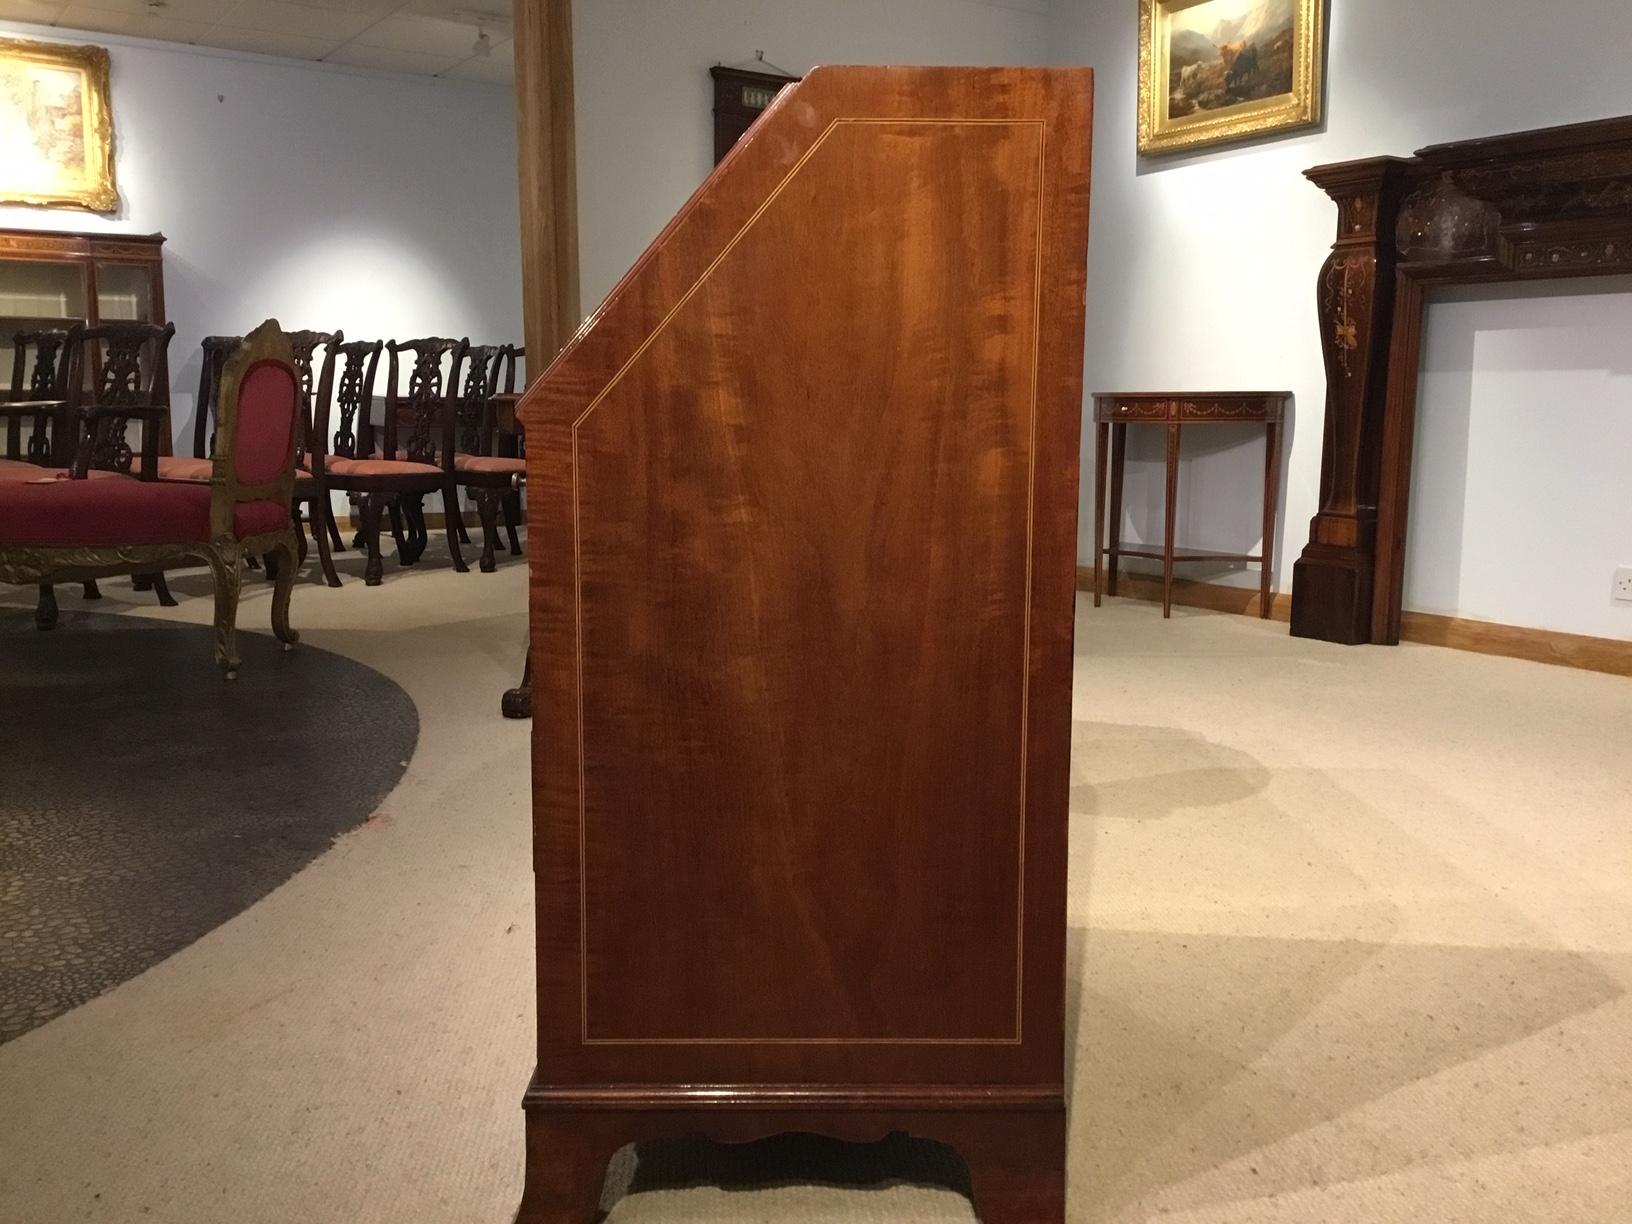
[514,66,1093,1223]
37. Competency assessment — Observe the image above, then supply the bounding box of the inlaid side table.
[1091,392,1289,618]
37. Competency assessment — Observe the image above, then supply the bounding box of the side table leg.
[1163,422,1181,618]
[1107,423,1127,597]
[1093,420,1108,607]
[1261,418,1281,620]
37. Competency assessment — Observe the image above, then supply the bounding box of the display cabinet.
[0,227,170,451]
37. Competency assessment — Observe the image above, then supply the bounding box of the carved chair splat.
[448,339,526,573]
[313,338,467,585]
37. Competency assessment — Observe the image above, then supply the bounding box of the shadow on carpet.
[0,608,418,1044]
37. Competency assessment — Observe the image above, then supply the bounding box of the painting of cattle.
[1139,0,1325,155]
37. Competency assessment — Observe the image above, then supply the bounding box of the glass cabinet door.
[94,262,158,323]
[0,259,88,397]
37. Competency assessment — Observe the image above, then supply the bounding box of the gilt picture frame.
[0,37,118,212]
[1138,0,1325,156]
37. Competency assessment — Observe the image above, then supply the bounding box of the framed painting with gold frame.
[1138,0,1324,156]
[0,37,118,212]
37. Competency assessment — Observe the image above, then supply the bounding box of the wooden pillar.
[512,0,581,361]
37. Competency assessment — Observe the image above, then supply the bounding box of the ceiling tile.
[215,0,375,41]
[69,0,234,20]
[322,41,457,74]
[0,0,67,24]
[204,26,337,59]
[55,4,214,40]
[403,0,510,20]
[352,11,475,57]
[440,44,512,83]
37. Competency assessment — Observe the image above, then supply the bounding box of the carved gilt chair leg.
[442,484,469,573]
[35,584,58,631]
[292,504,310,567]
[82,580,102,600]
[358,492,386,587]
[502,489,523,555]
[206,543,244,679]
[151,572,177,607]
[269,538,300,649]
[475,487,500,573]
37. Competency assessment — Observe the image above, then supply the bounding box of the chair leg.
[358,492,386,587]
[151,572,177,607]
[388,498,412,565]
[205,544,243,679]
[35,584,58,631]
[404,496,429,564]
[475,487,500,573]
[502,489,523,555]
[82,580,102,601]
[455,511,472,545]
[311,499,342,588]
[292,504,310,567]
[349,494,365,550]
[323,501,345,551]
[269,539,300,649]
[443,483,469,573]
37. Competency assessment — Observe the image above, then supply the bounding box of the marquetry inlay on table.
[1090,391,1289,618]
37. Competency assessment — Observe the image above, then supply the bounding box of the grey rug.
[0,608,418,1044]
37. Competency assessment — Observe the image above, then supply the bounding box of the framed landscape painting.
[1139,0,1325,156]
[0,38,118,212]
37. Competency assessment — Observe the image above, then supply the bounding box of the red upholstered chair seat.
[131,455,216,482]
[452,454,526,475]
[0,479,288,547]
[323,456,441,478]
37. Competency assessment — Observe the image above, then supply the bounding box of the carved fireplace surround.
[1291,114,1632,646]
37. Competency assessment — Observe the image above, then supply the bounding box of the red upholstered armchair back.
[207,321,301,544]
[233,360,299,485]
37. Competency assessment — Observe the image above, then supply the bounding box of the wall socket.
[1616,568,1632,604]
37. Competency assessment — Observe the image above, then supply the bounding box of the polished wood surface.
[512,0,579,362]
[1090,393,1286,619]
[1292,114,1632,646]
[515,65,1091,1223]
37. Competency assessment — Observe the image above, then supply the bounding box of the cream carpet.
[1,550,1628,1223]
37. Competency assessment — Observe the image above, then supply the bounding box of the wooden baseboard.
[1395,609,1632,677]
[1076,566,1632,678]
[1075,566,1289,622]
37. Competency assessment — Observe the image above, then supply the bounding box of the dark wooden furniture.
[0,228,169,447]
[514,66,1092,1224]
[3,327,73,463]
[314,338,468,585]
[286,330,345,587]
[1090,392,1286,619]
[65,321,177,480]
[709,63,799,163]
[1293,114,1632,646]
[0,319,300,676]
[448,340,526,573]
